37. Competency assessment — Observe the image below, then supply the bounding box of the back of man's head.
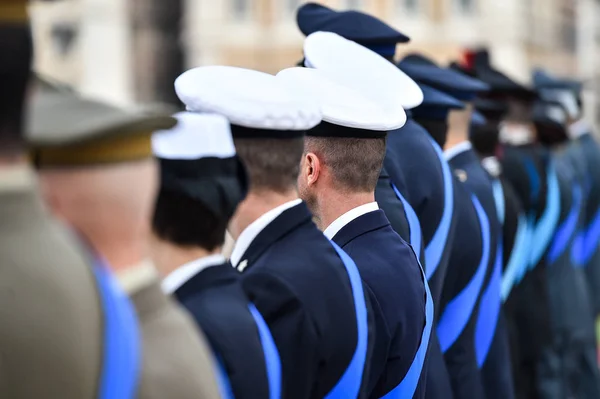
[0,21,32,157]
[305,136,386,194]
[234,137,304,195]
[152,189,227,252]
[39,160,157,266]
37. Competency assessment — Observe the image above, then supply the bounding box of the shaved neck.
[39,160,157,272]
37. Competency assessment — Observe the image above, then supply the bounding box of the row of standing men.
[3,1,600,398]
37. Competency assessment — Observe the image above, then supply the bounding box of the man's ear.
[305,152,321,187]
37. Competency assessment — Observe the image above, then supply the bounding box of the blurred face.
[39,158,158,240]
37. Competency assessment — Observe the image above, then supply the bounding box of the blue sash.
[325,241,369,399]
[576,206,600,266]
[425,137,455,280]
[248,304,282,399]
[209,306,281,399]
[381,259,433,398]
[92,261,141,399]
[529,162,561,268]
[475,241,502,366]
[501,214,529,301]
[438,195,490,353]
[548,184,581,264]
[492,179,505,225]
[214,356,235,399]
[392,184,422,259]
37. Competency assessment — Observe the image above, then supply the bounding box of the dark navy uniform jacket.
[499,144,555,397]
[569,130,600,316]
[237,202,373,399]
[376,166,411,243]
[545,149,600,398]
[173,263,270,399]
[385,119,456,303]
[491,176,530,390]
[547,152,595,336]
[437,177,487,399]
[383,119,456,399]
[448,145,515,399]
[330,209,428,399]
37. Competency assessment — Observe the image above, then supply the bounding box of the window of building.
[232,0,250,20]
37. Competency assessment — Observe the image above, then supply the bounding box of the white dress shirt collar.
[323,202,379,240]
[0,164,36,192]
[568,119,591,140]
[444,141,473,162]
[161,254,226,295]
[230,198,303,268]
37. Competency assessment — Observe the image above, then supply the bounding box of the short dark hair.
[152,190,227,251]
[0,24,32,155]
[233,137,304,194]
[305,136,386,193]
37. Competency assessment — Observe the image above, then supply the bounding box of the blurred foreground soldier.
[470,50,557,399]
[0,3,121,398]
[279,67,431,399]
[176,66,372,399]
[28,89,222,399]
[151,111,280,399]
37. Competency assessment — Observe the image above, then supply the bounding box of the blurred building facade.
[31,0,600,123]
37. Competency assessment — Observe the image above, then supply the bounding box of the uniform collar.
[0,164,36,192]
[323,202,379,240]
[444,141,472,161]
[161,254,226,295]
[481,156,502,177]
[331,209,390,248]
[568,119,591,140]
[230,198,302,268]
[116,259,159,295]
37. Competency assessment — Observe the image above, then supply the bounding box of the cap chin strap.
[499,123,535,146]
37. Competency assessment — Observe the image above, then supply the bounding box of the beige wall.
[32,0,599,120]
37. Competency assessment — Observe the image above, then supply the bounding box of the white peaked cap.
[304,31,424,110]
[277,67,406,131]
[152,112,236,160]
[175,66,322,131]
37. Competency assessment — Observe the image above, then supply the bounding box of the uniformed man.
[401,71,491,399]
[175,65,372,399]
[0,2,131,398]
[470,97,532,389]
[534,69,600,330]
[150,111,280,399]
[530,98,600,398]
[469,50,558,399]
[296,2,436,270]
[278,65,431,399]
[27,88,222,399]
[438,65,516,399]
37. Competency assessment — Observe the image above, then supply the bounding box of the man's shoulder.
[135,282,222,399]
